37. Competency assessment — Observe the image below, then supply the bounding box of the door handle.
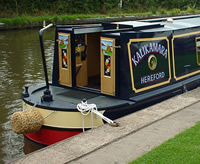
[113,46,121,49]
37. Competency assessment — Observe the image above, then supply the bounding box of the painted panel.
[61,49,68,68]
[196,37,200,65]
[172,31,200,81]
[104,55,111,76]
[128,37,171,93]
[59,35,68,49]
[102,39,113,76]
[58,34,69,69]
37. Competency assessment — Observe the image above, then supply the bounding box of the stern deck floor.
[24,85,134,111]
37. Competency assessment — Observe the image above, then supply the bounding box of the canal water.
[0,27,54,163]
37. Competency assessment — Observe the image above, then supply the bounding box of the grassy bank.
[1,13,150,29]
[0,8,200,29]
[0,14,96,29]
[129,121,200,164]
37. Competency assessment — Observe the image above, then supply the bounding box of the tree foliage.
[0,0,200,17]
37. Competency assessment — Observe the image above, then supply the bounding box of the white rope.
[28,110,56,124]
[77,100,115,132]
[23,102,56,124]
[23,102,38,112]
[77,100,95,132]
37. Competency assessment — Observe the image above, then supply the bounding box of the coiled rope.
[77,99,117,132]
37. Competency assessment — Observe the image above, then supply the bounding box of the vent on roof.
[167,18,173,23]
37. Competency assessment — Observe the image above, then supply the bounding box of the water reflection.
[0,28,54,163]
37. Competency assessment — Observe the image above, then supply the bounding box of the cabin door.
[75,33,101,89]
[58,32,72,87]
[75,34,88,87]
[100,37,116,96]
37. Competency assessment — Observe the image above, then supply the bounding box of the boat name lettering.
[132,43,168,67]
[141,72,165,84]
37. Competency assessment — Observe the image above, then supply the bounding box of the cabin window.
[196,37,200,65]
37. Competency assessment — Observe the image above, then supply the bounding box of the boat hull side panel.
[119,31,172,97]
[22,102,105,129]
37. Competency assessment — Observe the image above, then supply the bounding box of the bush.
[171,8,181,15]
[156,8,167,15]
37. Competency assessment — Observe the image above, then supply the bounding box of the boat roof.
[56,15,200,34]
[112,15,200,32]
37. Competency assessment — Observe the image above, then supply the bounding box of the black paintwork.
[23,15,200,120]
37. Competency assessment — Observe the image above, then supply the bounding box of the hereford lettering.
[141,72,165,84]
[132,43,168,67]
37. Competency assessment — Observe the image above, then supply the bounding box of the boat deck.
[23,72,200,112]
[23,85,134,111]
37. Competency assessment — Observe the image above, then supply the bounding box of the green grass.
[129,121,200,164]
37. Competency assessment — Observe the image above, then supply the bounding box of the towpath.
[10,87,200,164]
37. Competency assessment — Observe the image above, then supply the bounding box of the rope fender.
[11,102,56,134]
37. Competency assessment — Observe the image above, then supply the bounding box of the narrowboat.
[11,15,200,148]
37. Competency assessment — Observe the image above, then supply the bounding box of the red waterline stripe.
[24,127,82,145]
